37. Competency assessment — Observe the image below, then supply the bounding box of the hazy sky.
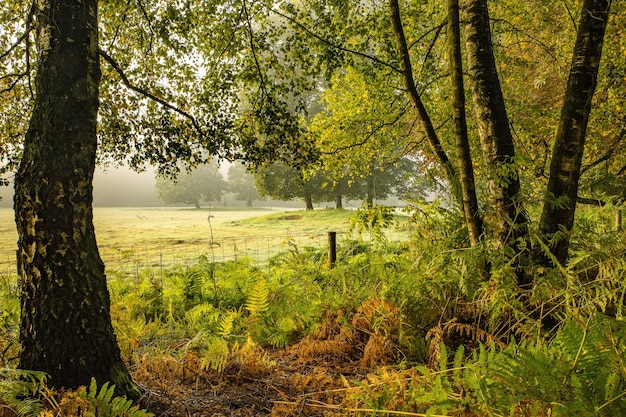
[0,167,160,208]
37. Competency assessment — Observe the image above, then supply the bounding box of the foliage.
[155,163,227,208]
[0,275,19,367]
[348,204,397,244]
[0,368,49,417]
[226,162,263,206]
[52,379,153,417]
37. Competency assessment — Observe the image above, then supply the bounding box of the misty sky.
[0,167,160,208]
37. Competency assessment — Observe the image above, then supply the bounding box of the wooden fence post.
[328,231,337,267]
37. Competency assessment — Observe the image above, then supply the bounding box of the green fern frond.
[0,368,47,417]
[245,278,269,316]
[184,302,220,331]
[83,378,153,417]
[218,311,238,336]
[198,335,230,372]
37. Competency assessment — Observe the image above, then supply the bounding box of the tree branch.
[418,22,445,77]
[98,48,212,141]
[581,128,626,174]
[0,1,36,96]
[321,104,410,154]
[243,0,269,101]
[263,3,401,74]
[577,196,606,206]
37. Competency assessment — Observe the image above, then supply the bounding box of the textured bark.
[388,0,461,206]
[14,0,138,398]
[448,0,484,247]
[464,0,530,252]
[536,0,611,266]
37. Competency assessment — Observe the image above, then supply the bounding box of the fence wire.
[1,232,357,277]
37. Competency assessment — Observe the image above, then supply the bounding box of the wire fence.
[1,232,360,277]
[99,232,342,273]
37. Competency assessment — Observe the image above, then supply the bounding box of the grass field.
[0,207,408,275]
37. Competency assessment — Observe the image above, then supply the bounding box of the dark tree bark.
[388,0,462,206]
[448,0,484,247]
[536,0,611,266]
[304,192,314,210]
[464,0,531,285]
[13,0,138,398]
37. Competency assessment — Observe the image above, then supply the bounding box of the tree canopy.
[155,163,227,208]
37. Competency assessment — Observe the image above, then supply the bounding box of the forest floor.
[137,348,366,417]
[135,311,398,417]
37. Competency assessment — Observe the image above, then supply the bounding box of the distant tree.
[254,161,326,210]
[227,163,263,207]
[156,163,227,208]
[325,157,424,207]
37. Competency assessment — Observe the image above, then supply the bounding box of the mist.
[0,167,161,208]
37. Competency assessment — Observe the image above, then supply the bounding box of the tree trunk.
[305,193,314,210]
[366,177,375,207]
[464,0,531,286]
[335,192,343,209]
[388,0,462,206]
[13,0,138,398]
[448,0,484,247]
[535,0,610,266]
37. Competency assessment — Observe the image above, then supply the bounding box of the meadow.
[0,207,382,275]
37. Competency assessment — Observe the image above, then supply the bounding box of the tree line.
[156,157,422,209]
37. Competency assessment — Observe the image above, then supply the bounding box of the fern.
[245,278,269,316]
[0,368,48,417]
[197,335,230,372]
[74,378,153,417]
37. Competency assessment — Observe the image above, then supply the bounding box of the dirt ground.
[136,348,369,417]
[135,307,400,417]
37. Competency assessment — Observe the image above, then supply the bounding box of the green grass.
[0,207,409,275]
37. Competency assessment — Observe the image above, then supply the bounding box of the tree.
[463,0,531,285]
[156,163,227,208]
[447,0,483,247]
[274,0,617,275]
[227,163,263,207]
[253,161,319,210]
[536,0,611,266]
[11,0,138,397]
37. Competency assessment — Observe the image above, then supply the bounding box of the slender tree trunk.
[536,0,611,266]
[14,0,138,398]
[388,0,462,206]
[464,0,531,287]
[463,0,527,240]
[448,0,484,247]
[366,177,375,207]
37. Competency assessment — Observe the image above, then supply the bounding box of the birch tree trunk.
[448,0,484,247]
[464,0,531,286]
[536,0,611,266]
[13,0,138,398]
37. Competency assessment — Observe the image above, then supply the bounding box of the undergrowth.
[1,205,626,415]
